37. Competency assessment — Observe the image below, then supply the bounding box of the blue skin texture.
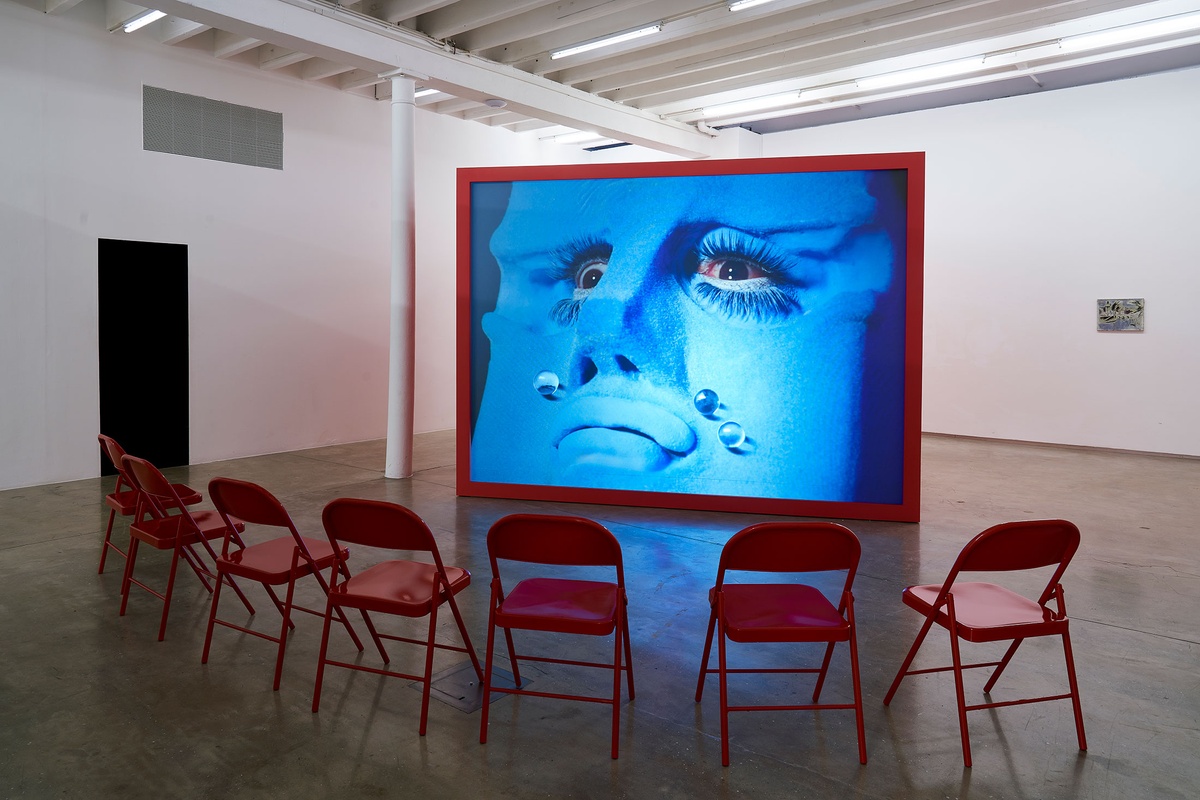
[470,171,895,501]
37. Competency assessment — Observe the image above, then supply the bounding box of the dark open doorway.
[98,238,189,475]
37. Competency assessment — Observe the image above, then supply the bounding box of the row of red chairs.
[96,435,1085,768]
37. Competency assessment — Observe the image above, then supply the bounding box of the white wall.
[6,0,1198,491]
[764,68,1200,456]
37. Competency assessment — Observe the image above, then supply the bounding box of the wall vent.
[143,85,283,170]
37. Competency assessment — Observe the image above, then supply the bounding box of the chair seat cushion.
[331,559,470,615]
[219,536,344,582]
[496,578,619,635]
[719,583,848,642]
[905,581,1063,641]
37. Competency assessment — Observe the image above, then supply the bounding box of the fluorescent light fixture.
[550,24,662,60]
[729,0,778,10]
[122,9,166,33]
[702,92,801,118]
[1060,12,1200,52]
[855,57,986,90]
[552,131,607,145]
[413,88,440,98]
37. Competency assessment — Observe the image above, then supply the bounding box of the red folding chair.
[882,519,1087,767]
[118,455,251,641]
[479,514,634,760]
[97,434,202,574]
[695,521,866,766]
[313,498,481,736]
[202,478,380,690]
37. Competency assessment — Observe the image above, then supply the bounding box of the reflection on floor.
[1,432,1197,798]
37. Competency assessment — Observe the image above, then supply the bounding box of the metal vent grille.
[143,86,283,170]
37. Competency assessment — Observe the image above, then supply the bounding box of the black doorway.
[98,238,189,475]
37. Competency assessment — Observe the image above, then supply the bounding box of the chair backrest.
[942,519,1080,606]
[98,434,128,474]
[98,434,137,493]
[322,497,439,557]
[716,521,860,595]
[209,477,295,529]
[120,454,191,523]
[487,514,624,571]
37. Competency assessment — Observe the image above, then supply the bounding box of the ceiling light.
[702,92,801,118]
[1060,12,1200,52]
[855,57,986,90]
[413,88,440,98]
[551,131,607,145]
[550,24,662,60]
[122,9,166,33]
[483,98,508,109]
[728,0,778,10]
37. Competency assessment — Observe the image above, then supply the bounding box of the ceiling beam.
[213,29,262,58]
[148,0,716,158]
[156,17,212,44]
[258,44,310,69]
[45,0,87,13]
[456,0,649,54]
[417,0,552,42]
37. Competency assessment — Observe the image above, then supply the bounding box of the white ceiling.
[31,0,1200,157]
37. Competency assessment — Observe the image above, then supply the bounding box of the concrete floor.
[1,432,1197,799]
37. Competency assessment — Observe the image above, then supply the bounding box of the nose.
[565,252,684,391]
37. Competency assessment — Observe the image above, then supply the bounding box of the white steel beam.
[148,0,715,158]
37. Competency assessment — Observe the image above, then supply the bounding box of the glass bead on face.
[534,370,560,397]
[718,421,746,449]
[693,389,719,416]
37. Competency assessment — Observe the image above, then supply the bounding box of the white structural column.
[384,72,417,479]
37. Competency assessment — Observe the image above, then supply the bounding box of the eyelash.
[546,231,801,326]
[690,231,801,322]
[549,237,612,326]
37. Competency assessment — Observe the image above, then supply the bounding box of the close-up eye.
[688,228,802,323]
[696,255,768,283]
[575,259,607,290]
[549,237,612,326]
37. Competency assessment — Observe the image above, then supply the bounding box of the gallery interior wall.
[3,0,1198,491]
[762,67,1200,457]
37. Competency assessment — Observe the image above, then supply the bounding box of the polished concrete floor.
[2,432,1198,799]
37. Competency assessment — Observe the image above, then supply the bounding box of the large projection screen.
[457,153,924,522]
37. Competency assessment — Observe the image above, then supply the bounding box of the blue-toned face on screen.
[469,169,904,503]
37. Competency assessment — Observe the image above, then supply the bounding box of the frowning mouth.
[553,396,696,473]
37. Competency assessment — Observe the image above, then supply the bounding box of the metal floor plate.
[414,661,523,714]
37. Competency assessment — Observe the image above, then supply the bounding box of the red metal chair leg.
[1062,630,1087,751]
[98,509,122,574]
[983,638,1024,693]
[311,599,336,713]
[717,601,731,767]
[812,641,837,702]
[271,573,299,691]
[610,610,623,760]
[201,573,227,664]
[621,600,635,699]
[695,607,717,702]
[479,599,499,744]
[848,599,867,764]
[883,612,937,705]
[156,542,186,642]
[418,603,440,736]
[118,537,140,617]
[946,601,972,767]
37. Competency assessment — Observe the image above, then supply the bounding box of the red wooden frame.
[456,153,924,522]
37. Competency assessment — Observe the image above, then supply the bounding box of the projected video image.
[459,156,922,520]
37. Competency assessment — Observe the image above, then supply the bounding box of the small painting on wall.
[1097,298,1144,332]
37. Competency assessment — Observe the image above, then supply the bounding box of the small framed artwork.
[1097,298,1145,332]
